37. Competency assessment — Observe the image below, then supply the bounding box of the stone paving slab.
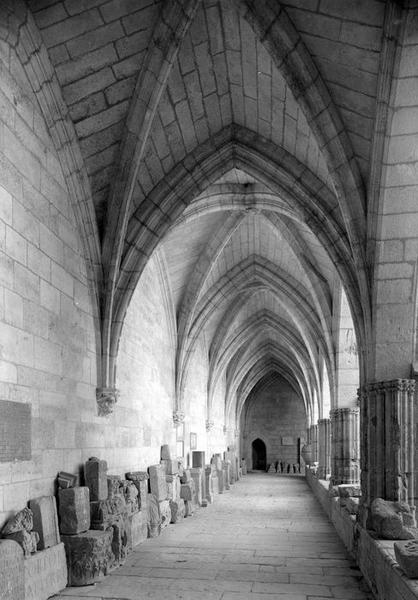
[54,474,373,600]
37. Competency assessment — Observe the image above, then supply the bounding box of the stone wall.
[240,377,307,469]
[0,43,98,528]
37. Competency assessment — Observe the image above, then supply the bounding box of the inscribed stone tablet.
[0,400,31,462]
[0,539,24,600]
[29,496,60,549]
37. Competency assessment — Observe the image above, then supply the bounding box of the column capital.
[360,379,415,395]
[96,387,119,417]
[173,410,185,426]
[330,407,359,418]
[206,419,214,432]
[318,418,331,425]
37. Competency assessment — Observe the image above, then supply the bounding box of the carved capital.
[330,407,359,418]
[206,420,214,432]
[96,387,119,417]
[234,429,240,438]
[362,379,416,395]
[173,410,185,426]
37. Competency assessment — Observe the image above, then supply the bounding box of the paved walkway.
[55,473,373,600]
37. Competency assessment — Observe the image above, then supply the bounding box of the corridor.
[54,474,372,600]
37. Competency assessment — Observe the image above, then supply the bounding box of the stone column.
[317,418,331,480]
[359,379,415,526]
[330,407,359,486]
[309,424,318,463]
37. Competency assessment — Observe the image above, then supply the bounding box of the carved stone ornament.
[205,420,214,432]
[172,410,185,426]
[96,387,119,417]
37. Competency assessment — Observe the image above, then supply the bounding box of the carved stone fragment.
[147,494,161,538]
[125,511,147,550]
[24,542,67,600]
[85,457,108,501]
[148,464,168,501]
[126,472,149,511]
[370,498,416,539]
[2,507,33,535]
[170,499,185,523]
[62,528,114,586]
[29,495,60,550]
[159,499,171,530]
[394,539,418,578]
[2,530,38,557]
[58,487,90,534]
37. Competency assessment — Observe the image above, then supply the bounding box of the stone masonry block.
[24,542,67,600]
[58,487,90,534]
[85,457,108,501]
[62,528,114,586]
[148,464,167,501]
[29,495,60,550]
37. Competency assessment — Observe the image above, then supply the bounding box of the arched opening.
[252,438,267,471]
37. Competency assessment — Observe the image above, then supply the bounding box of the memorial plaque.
[29,496,60,550]
[0,539,24,600]
[282,436,294,446]
[0,400,31,462]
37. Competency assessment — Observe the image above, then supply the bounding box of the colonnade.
[308,378,416,525]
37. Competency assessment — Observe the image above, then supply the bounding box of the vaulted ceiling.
[22,0,384,419]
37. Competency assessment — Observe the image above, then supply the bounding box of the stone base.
[24,542,67,600]
[0,539,24,600]
[126,511,147,550]
[110,516,128,566]
[62,529,114,586]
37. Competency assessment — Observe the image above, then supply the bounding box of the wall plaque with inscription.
[0,400,31,462]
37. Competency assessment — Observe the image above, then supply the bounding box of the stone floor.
[53,473,373,600]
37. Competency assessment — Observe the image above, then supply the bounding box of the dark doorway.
[252,438,267,470]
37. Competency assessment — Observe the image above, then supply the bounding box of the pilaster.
[330,407,359,486]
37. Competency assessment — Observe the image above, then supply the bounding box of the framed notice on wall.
[190,432,197,450]
[281,436,294,446]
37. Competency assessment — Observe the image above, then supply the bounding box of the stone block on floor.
[125,510,147,550]
[24,541,67,600]
[62,528,114,586]
[147,494,161,538]
[125,471,149,511]
[0,539,24,600]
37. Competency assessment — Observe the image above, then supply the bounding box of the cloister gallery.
[1,1,418,599]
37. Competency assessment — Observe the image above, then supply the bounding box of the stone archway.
[252,438,267,471]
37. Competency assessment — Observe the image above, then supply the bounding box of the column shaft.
[318,418,331,479]
[330,407,359,485]
[359,379,415,524]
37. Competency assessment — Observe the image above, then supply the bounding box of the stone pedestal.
[190,467,205,506]
[170,499,185,523]
[125,511,147,550]
[359,379,415,527]
[330,407,359,486]
[62,529,114,586]
[85,457,108,501]
[205,466,214,504]
[241,459,247,475]
[58,487,90,534]
[222,462,231,490]
[24,542,67,600]
[0,539,24,600]
[317,418,331,480]
[148,465,168,501]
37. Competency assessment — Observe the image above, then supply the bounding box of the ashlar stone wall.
[241,376,307,469]
[0,43,98,528]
